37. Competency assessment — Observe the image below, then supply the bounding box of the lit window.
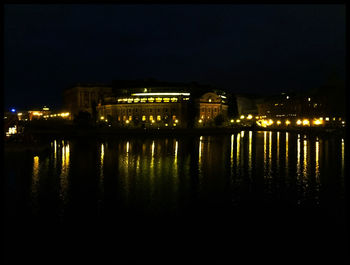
[129,116,132,121]
[157,115,161,121]
[163,98,170,102]
[156,97,162,102]
[142,116,146,121]
[148,97,155,102]
[149,115,153,121]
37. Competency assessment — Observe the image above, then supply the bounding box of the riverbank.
[20,125,346,139]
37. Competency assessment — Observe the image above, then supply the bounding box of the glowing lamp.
[302,119,310,126]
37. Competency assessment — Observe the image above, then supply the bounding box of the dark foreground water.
[4,131,348,261]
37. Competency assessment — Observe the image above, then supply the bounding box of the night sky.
[4,4,345,110]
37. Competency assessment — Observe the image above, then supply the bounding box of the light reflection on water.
[25,132,345,217]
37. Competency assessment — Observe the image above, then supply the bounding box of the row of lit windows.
[113,115,178,122]
[116,97,190,103]
[113,107,176,114]
[201,108,219,113]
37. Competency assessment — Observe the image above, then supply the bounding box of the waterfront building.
[96,80,228,128]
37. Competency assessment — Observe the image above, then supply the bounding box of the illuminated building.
[95,80,228,128]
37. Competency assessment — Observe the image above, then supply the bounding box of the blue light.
[11,108,16,113]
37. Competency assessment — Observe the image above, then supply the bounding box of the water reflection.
[285,132,289,178]
[21,132,346,218]
[302,138,308,197]
[315,139,320,203]
[277,132,280,174]
[59,142,70,212]
[248,131,252,179]
[236,133,241,177]
[31,156,40,212]
[341,139,344,179]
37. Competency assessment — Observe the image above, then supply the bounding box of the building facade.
[63,83,113,117]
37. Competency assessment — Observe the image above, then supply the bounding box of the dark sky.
[4,4,345,110]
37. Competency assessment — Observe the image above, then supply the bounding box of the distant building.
[63,83,113,117]
[256,93,326,119]
[235,94,264,116]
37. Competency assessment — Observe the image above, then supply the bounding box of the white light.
[131,92,190,96]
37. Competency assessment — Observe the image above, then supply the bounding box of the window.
[157,115,161,121]
[149,115,153,121]
[142,115,146,121]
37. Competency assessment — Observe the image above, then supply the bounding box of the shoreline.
[18,125,346,138]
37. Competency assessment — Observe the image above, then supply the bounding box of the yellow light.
[18,113,23,116]
[148,97,154,102]
[132,92,190,96]
[43,107,50,110]
[240,115,245,119]
[286,96,289,99]
[255,116,259,119]
[157,115,161,121]
[230,119,234,123]
[163,98,170,102]
[296,120,302,125]
[269,119,273,125]
[149,115,153,121]
[247,115,253,119]
[171,97,178,102]
[342,121,345,124]
[32,112,43,116]
[134,98,140,103]
[142,116,146,121]
[308,98,311,101]
[105,119,108,122]
[313,119,322,125]
[302,119,310,126]
[236,119,240,123]
[156,97,162,102]
[129,116,132,121]
[320,117,323,120]
[325,117,329,121]
[277,120,281,125]
[198,119,203,123]
[152,120,155,123]
[175,119,179,123]
[125,120,130,124]
[100,116,104,120]
[165,123,168,126]
[173,123,176,126]
[285,120,291,125]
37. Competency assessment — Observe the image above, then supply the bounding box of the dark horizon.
[4,4,345,110]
